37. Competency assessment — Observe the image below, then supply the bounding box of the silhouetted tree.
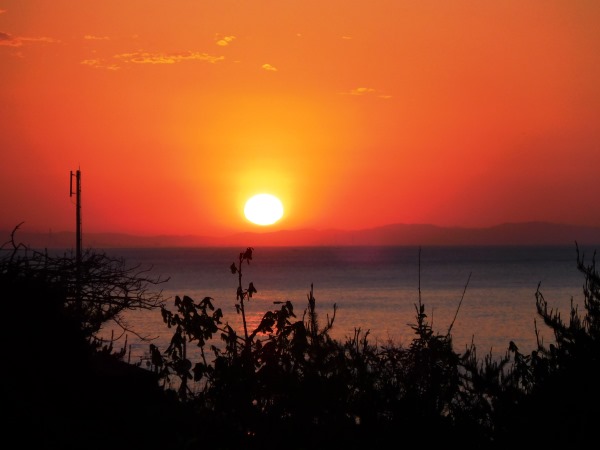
[0,225,180,449]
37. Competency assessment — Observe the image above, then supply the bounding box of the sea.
[96,244,598,365]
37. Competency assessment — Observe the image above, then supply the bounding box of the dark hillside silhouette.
[4,221,600,248]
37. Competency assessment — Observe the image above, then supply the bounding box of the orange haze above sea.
[1,1,599,242]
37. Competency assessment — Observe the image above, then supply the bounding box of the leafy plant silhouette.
[146,244,600,449]
[148,247,478,447]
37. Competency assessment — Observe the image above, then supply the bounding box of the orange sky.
[1,1,599,239]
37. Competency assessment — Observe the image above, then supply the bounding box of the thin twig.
[418,246,422,304]
[447,271,472,336]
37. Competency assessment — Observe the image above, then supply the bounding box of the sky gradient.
[1,1,599,239]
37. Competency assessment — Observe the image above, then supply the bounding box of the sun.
[244,194,284,226]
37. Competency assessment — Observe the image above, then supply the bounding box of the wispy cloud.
[114,51,224,64]
[82,50,225,69]
[84,35,110,41]
[341,87,392,99]
[0,31,59,47]
[0,31,17,46]
[262,63,277,71]
[350,87,375,95]
[215,35,236,46]
[80,58,120,70]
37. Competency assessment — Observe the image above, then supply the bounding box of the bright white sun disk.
[244,194,284,225]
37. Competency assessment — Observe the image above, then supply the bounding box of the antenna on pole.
[70,168,82,267]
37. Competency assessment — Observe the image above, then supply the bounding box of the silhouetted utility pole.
[70,168,82,267]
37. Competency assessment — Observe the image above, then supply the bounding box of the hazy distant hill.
[3,222,599,249]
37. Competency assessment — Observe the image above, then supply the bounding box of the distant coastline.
[3,222,600,249]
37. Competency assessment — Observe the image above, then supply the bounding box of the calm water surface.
[98,245,596,363]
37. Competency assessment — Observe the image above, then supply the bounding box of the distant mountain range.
[3,222,600,249]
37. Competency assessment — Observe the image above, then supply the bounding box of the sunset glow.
[244,194,284,226]
[1,1,599,242]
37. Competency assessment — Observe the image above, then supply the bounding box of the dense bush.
[2,226,599,449]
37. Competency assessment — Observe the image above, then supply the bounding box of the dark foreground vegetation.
[2,226,599,449]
